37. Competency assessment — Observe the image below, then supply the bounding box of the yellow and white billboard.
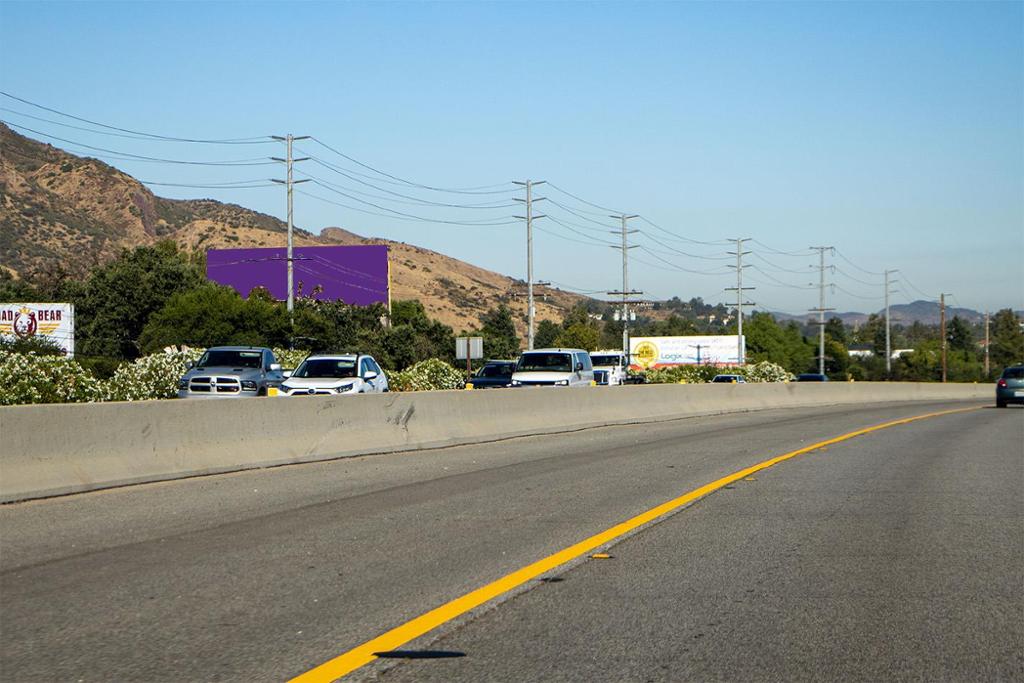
[630,335,743,369]
[0,303,75,356]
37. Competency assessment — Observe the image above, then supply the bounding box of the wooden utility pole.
[984,311,990,377]
[940,293,948,383]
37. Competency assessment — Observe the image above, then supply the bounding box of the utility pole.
[984,311,990,377]
[939,293,950,383]
[513,180,546,349]
[607,214,641,360]
[271,134,310,317]
[725,238,755,365]
[884,269,899,377]
[809,246,835,376]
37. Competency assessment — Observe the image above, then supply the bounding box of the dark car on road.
[468,360,517,389]
[796,373,829,382]
[996,365,1024,408]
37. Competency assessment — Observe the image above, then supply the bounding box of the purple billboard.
[206,245,390,307]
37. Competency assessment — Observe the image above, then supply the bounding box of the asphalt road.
[1,400,1020,682]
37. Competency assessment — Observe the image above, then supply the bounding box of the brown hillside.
[0,124,586,335]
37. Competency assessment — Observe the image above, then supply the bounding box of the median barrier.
[0,382,989,503]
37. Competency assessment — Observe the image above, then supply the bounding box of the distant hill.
[768,300,988,327]
[0,123,586,335]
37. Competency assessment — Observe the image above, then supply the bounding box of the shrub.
[272,347,309,371]
[389,358,465,392]
[642,364,720,384]
[0,351,103,405]
[738,361,790,383]
[102,347,203,402]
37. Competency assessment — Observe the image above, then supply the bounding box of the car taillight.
[997,379,1007,388]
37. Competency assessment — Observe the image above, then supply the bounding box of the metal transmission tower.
[513,180,546,350]
[809,246,835,375]
[271,134,310,316]
[884,269,899,376]
[725,238,755,365]
[607,214,642,359]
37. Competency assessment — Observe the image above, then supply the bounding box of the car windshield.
[1002,367,1024,379]
[590,355,621,367]
[478,364,513,378]
[712,376,737,383]
[517,353,572,373]
[197,350,262,368]
[293,359,358,379]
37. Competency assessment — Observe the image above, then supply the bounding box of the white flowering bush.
[0,351,104,405]
[739,361,791,383]
[102,347,204,402]
[390,358,465,392]
[272,347,309,371]
[642,365,720,384]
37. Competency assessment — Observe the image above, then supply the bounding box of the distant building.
[848,344,874,359]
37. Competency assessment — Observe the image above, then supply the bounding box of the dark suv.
[996,365,1024,408]
[469,360,517,389]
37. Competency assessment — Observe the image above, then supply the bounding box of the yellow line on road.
[289,405,981,682]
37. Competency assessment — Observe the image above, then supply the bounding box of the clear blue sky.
[1,1,1021,315]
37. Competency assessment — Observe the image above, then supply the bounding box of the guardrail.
[0,382,990,503]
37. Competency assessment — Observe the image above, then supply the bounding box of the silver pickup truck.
[177,346,284,398]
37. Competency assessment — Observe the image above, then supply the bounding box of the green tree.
[74,242,205,360]
[138,283,290,352]
[946,316,974,354]
[556,322,600,351]
[476,305,520,359]
[989,309,1023,370]
[824,317,848,346]
[534,319,560,348]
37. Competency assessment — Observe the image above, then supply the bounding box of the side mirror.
[185,360,195,370]
[269,363,282,372]
[363,370,379,381]
[283,370,293,379]
[575,362,584,372]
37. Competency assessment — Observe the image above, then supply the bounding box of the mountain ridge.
[0,123,584,334]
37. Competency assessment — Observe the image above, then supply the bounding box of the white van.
[589,349,628,386]
[511,348,595,387]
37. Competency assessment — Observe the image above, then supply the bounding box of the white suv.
[511,348,595,387]
[589,350,628,386]
[279,354,389,396]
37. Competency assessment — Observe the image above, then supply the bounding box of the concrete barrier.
[0,382,990,503]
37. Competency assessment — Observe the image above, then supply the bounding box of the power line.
[310,136,516,195]
[296,163,520,209]
[2,121,277,166]
[0,91,272,143]
[637,230,733,261]
[544,182,625,214]
[834,249,884,276]
[545,198,621,228]
[296,189,519,226]
[638,216,731,246]
[303,180,519,225]
[750,240,814,257]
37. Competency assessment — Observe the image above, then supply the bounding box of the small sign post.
[456,336,484,383]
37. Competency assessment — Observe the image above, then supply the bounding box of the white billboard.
[0,303,75,357]
[629,335,743,369]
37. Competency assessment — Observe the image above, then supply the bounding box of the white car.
[279,354,388,396]
[511,348,595,387]
[589,350,628,386]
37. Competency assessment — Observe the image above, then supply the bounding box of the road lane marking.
[289,405,982,682]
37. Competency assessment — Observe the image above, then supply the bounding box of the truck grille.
[593,370,608,385]
[188,377,242,394]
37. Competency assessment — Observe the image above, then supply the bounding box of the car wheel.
[996,399,1006,408]
[258,387,267,397]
